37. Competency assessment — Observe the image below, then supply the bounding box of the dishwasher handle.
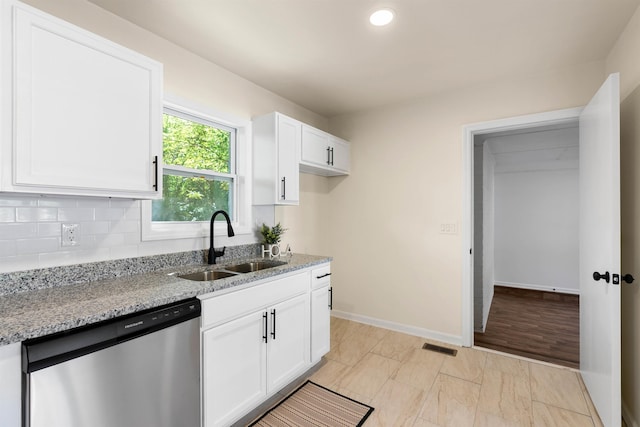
[23,298,201,373]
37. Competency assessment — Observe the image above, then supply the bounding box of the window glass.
[152,111,236,222]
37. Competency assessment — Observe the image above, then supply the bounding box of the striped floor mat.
[248,380,374,427]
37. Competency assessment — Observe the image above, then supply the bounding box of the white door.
[266,294,310,392]
[311,285,331,362]
[202,311,267,427]
[579,72,621,427]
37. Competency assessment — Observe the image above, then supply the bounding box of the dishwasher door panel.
[27,318,200,427]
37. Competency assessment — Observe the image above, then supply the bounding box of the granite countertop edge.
[0,253,331,346]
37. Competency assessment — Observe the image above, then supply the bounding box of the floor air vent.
[422,343,457,356]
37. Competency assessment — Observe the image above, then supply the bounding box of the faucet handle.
[214,246,226,257]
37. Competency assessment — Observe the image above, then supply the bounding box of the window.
[152,110,236,222]
[141,97,252,241]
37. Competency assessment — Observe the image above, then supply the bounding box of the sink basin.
[177,270,238,281]
[223,261,285,273]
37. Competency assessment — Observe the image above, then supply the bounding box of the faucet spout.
[209,210,235,264]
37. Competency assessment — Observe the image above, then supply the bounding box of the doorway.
[461,107,583,348]
[471,124,580,367]
[462,75,622,427]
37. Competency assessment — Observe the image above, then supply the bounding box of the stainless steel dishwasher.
[22,298,201,427]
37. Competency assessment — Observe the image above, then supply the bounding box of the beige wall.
[275,173,331,257]
[608,6,640,426]
[325,61,605,340]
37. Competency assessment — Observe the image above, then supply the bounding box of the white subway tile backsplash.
[0,254,39,273]
[37,223,62,237]
[16,208,58,222]
[16,237,59,255]
[0,223,38,239]
[109,199,138,208]
[109,244,140,259]
[0,208,15,222]
[95,208,125,221]
[38,248,111,269]
[1,194,258,273]
[81,221,110,235]
[58,208,95,222]
[0,240,16,257]
[38,198,78,208]
[77,198,109,208]
[96,233,126,247]
[0,196,38,207]
[109,220,139,234]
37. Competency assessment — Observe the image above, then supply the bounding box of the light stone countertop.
[0,253,331,346]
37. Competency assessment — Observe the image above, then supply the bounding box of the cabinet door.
[276,115,300,204]
[266,293,310,392]
[202,311,267,427]
[5,3,162,198]
[301,125,330,167]
[329,137,350,173]
[311,285,331,363]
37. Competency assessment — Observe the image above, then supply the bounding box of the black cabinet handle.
[593,271,610,283]
[316,273,332,279]
[271,309,277,340]
[330,147,334,166]
[152,155,159,191]
[326,146,331,165]
[329,287,333,310]
[281,177,286,200]
[262,312,268,343]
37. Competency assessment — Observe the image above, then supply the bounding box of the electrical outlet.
[440,223,458,234]
[61,223,80,246]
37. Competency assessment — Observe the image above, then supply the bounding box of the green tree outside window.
[152,113,235,222]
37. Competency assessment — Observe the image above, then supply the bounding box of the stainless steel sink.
[177,270,239,281]
[223,261,285,273]
[172,260,285,281]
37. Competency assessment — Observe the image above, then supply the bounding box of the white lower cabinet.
[266,294,310,392]
[311,285,331,363]
[200,271,312,427]
[310,264,332,363]
[202,311,267,427]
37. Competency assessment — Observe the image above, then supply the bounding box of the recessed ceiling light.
[369,8,394,26]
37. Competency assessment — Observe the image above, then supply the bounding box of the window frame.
[141,95,253,241]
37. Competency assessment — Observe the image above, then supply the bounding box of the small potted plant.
[259,223,286,258]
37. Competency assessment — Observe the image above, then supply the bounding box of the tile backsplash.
[0,194,261,274]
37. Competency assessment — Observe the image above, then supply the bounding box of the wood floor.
[474,286,580,368]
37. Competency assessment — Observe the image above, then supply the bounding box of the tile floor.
[306,317,605,427]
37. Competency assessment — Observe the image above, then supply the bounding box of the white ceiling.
[483,126,579,173]
[87,0,639,117]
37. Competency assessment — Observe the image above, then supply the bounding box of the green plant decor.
[260,223,286,245]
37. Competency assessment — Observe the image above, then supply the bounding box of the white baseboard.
[494,281,579,295]
[331,310,464,347]
[623,400,639,427]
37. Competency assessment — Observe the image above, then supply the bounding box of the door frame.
[461,107,583,347]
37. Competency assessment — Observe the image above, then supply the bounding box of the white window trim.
[141,94,253,241]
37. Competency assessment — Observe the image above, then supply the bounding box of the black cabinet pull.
[593,271,610,283]
[329,287,333,310]
[326,146,331,165]
[262,312,268,343]
[281,177,286,200]
[330,147,334,166]
[271,309,277,340]
[152,155,159,191]
[316,273,332,279]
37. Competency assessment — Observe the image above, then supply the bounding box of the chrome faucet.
[209,210,235,264]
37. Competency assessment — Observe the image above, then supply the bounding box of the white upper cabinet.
[252,112,300,205]
[300,124,350,176]
[0,0,163,199]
